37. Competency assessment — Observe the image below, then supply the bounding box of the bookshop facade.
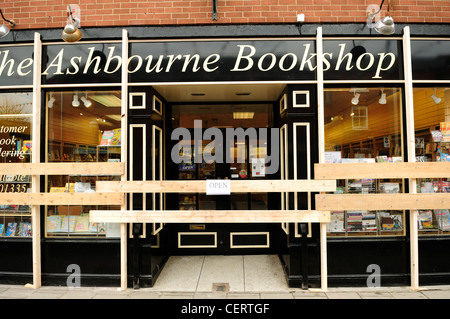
[1,24,450,288]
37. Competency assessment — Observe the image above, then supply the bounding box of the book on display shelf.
[5,223,17,236]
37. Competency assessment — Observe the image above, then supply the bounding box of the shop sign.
[0,46,34,86]
[0,39,403,86]
[411,40,450,80]
[206,179,230,195]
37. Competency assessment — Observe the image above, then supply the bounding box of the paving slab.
[0,288,36,299]
[196,255,244,292]
[226,293,261,299]
[59,289,97,299]
[421,290,450,299]
[244,255,289,292]
[260,293,294,299]
[325,292,361,299]
[126,291,162,299]
[391,292,428,299]
[152,256,204,292]
[358,291,394,299]
[292,291,328,299]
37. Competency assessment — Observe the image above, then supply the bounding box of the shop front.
[0,25,449,289]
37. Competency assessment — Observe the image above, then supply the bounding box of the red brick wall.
[2,0,449,30]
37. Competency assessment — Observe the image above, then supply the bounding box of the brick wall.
[2,0,449,30]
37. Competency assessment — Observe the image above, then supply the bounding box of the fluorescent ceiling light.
[89,95,121,107]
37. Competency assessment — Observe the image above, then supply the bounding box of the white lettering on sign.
[0,125,29,160]
[206,179,231,195]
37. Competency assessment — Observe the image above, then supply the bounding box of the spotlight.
[351,92,360,105]
[366,0,395,35]
[48,93,55,108]
[72,94,80,107]
[62,5,82,43]
[431,88,442,104]
[374,15,395,35]
[81,93,91,107]
[0,9,15,38]
[379,89,387,104]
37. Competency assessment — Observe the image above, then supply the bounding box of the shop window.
[413,87,450,236]
[324,87,405,237]
[0,92,33,238]
[45,90,121,238]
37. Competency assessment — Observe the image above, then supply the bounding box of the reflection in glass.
[45,90,122,238]
[413,87,450,236]
[324,87,404,237]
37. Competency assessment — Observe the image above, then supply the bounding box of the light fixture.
[379,89,387,104]
[367,0,395,35]
[62,5,82,43]
[48,93,55,108]
[0,9,15,38]
[233,112,254,119]
[431,88,442,104]
[374,16,395,35]
[81,93,91,107]
[72,93,80,107]
[351,92,360,105]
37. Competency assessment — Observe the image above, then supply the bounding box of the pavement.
[1,283,450,299]
[1,255,450,301]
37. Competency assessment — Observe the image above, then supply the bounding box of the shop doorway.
[165,103,285,255]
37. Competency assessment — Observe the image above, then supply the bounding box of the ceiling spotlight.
[81,93,91,107]
[367,0,395,35]
[72,93,80,107]
[431,88,442,104]
[351,92,360,105]
[0,9,16,39]
[62,5,82,43]
[48,93,55,108]
[379,89,387,104]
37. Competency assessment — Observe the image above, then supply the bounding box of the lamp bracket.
[212,0,217,21]
[0,8,15,28]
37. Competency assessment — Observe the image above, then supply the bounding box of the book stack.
[362,212,377,231]
[347,211,363,232]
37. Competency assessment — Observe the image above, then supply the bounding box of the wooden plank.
[90,210,331,223]
[0,192,124,206]
[31,31,42,290]
[315,193,450,210]
[96,179,336,193]
[0,162,125,176]
[314,162,450,180]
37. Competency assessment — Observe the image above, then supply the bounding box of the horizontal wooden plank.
[0,192,124,206]
[89,210,330,223]
[314,162,450,179]
[96,179,336,193]
[0,162,125,176]
[315,193,450,210]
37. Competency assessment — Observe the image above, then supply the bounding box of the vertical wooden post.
[31,32,42,289]
[316,26,328,292]
[120,28,129,291]
[403,26,420,290]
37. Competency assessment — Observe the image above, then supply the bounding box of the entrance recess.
[167,103,281,254]
[122,83,322,289]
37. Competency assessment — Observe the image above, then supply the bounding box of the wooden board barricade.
[0,162,125,290]
[314,162,450,291]
[90,179,335,291]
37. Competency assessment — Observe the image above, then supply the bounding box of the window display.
[0,92,33,237]
[324,87,405,237]
[45,90,122,238]
[414,87,450,236]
